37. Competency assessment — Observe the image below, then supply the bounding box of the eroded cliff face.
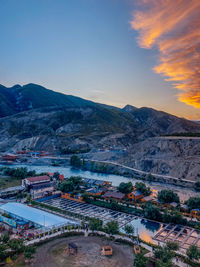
[124,137,200,182]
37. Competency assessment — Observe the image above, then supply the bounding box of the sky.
[0,0,200,119]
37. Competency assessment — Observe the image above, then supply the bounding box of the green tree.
[117,182,133,194]
[144,202,162,221]
[8,239,25,253]
[154,246,174,266]
[186,197,200,210]
[186,245,200,260]
[158,190,179,204]
[110,199,122,211]
[166,241,179,251]
[104,220,119,235]
[24,245,36,259]
[124,224,134,236]
[53,172,60,179]
[89,218,103,231]
[82,192,90,203]
[135,182,151,196]
[70,155,83,168]
[194,182,200,191]
[134,253,148,267]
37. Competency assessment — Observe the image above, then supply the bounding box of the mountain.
[0,83,200,181]
[0,83,98,118]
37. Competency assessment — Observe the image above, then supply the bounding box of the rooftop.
[104,191,125,199]
[25,175,50,183]
[0,202,74,228]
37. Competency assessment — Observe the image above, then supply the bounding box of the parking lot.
[39,197,137,228]
[153,224,200,250]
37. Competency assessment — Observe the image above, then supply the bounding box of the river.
[0,163,198,202]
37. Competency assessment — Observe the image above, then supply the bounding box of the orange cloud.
[131,0,200,108]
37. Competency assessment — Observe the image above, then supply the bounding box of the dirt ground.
[31,236,134,267]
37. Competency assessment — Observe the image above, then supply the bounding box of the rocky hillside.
[0,83,200,181]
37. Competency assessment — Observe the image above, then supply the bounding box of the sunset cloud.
[131,0,200,108]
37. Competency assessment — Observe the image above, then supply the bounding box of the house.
[86,187,104,196]
[180,204,189,212]
[168,202,178,208]
[59,175,64,180]
[141,195,154,203]
[191,209,200,217]
[103,191,125,200]
[2,154,18,161]
[22,175,50,188]
[30,182,54,199]
[61,192,83,202]
[127,190,143,201]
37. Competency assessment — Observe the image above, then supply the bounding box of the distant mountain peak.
[122,104,137,112]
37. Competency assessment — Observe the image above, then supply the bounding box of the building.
[141,195,154,203]
[22,175,50,188]
[103,191,125,200]
[30,182,54,199]
[168,202,178,208]
[1,154,18,161]
[180,204,189,212]
[82,178,111,187]
[86,187,104,196]
[127,190,143,201]
[0,202,72,229]
[61,192,83,202]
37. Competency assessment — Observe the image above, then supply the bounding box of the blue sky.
[0,0,199,119]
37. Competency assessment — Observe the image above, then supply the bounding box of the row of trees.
[117,181,151,196]
[0,234,35,262]
[59,176,82,193]
[1,167,38,179]
[89,218,119,235]
[135,241,200,267]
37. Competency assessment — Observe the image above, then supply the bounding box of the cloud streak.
[131,0,200,108]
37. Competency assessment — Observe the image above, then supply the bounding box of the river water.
[1,163,198,203]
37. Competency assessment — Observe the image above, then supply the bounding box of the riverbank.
[1,162,199,202]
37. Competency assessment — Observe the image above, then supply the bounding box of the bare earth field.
[31,236,134,267]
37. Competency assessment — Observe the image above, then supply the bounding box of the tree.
[135,182,151,196]
[24,245,36,259]
[82,192,90,203]
[70,155,83,168]
[104,220,119,235]
[186,245,200,260]
[134,253,148,267]
[124,224,134,236]
[154,246,174,266]
[53,172,60,179]
[8,239,25,253]
[110,199,122,211]
[144,202,162,221]
[59,176,82,192]
[89,218,103,231]
[194,182,200,191]
[158,190,179,204]
[186,197,200,210]
[117,182,133,194]
[166,241,179,251]
[1,233,10,244]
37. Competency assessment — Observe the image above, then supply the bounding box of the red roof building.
[2,154,18,161]
[22,175,50,187]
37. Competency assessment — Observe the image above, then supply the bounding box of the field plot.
[39,197,137,228]
[153,224,200,250]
